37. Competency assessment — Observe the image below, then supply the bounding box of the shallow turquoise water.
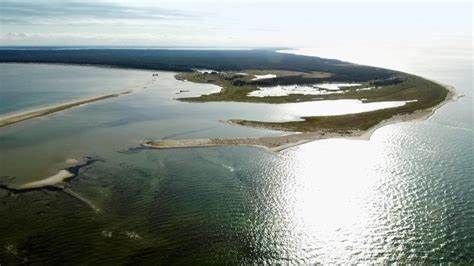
[0,54,472,263]
[0,64,412,182]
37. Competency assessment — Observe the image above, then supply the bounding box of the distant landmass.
[0,48,393,81]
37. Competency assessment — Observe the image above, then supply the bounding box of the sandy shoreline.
[143,83,461,153]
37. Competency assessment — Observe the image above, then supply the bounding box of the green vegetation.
[177,70,449,132]
[176,70,350,103]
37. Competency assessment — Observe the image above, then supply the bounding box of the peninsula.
[146,64,456,151]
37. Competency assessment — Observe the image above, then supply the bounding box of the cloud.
[0,31,209,46]
[0,0,192,25]
[2,32,29,39]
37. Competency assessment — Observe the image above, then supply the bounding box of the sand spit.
[13,156,98,190]
[143,84,461,153]
[0,92,125,128]
[142,138,270,151]
[142,132,361,153]
[0,156,101,212]
[0,74,157,128]
[18,170,74,190]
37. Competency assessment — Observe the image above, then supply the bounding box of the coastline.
[142,83,461,153]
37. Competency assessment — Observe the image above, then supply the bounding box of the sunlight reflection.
[276,135,401,263]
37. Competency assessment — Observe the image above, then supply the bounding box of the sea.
[0,46,472,263]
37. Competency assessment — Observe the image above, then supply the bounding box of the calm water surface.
[0,64,153,115]
[0,49,472,263]
[0,64,411,183]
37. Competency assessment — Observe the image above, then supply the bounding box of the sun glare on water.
[265,131,408,263]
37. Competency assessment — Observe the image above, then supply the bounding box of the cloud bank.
[0,0,190,25]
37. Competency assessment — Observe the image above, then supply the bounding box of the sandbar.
[0,92,128,128]
[0,74,157,128]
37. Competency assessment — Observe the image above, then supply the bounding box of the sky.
[0,0,471,48]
